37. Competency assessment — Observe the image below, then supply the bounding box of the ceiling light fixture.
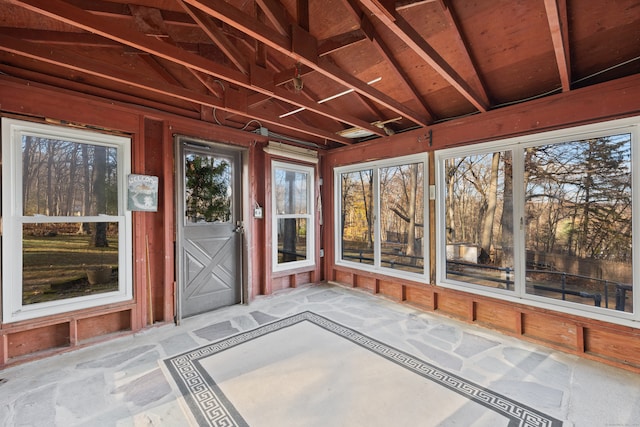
[292,63,304,93]
[337,116,402,139]
[279,77,382,118]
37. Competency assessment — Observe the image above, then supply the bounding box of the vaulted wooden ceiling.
[1,0,639,149]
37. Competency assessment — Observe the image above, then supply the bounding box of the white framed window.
[334,153,429,282]
[2,118,133,323]
[272,161,315,271]
[436,116,640,324]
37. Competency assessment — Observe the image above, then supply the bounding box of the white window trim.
[271,160,315,272]
[2,118,133,323]
[435,116,640,327]
[334,152,429,283]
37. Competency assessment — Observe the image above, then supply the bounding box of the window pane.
[277,218,308,263]
[380,163,424,273]
[274,169,308,214]
[185,152,232,223]
[444,152,515,289]
[22,222,119,305]
[340,170,374,265]
[525,135,633,312]
[22,136,118,216]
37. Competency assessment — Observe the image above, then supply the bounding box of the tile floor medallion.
[162,311,563,427]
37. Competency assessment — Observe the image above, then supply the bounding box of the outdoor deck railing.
[447,260,632,311]
[340,251,631,311]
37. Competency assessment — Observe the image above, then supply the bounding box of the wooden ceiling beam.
[396,0,438,11]
[1,33,348,145]
[128,5,223,100]
[359,12,436,122]
[10,0,380,138]
[438,0,490,107]
[543,0,571,92]
[177,0,250,75]
[0,27,120,47]
[255,0,291,37]
[318,30,368,56]
[0,34,215,110]
[358,0,489,112]
[338,0,435,121]
[297,0,309,32]
[183,0,428,127]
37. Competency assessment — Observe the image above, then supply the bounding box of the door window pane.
[184,152,232,223]
[380,163,424,273]
[340,170,375,265]
[444,152,515,290]
[525,135,632,312]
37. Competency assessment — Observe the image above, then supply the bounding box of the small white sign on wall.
[127,174,159,212]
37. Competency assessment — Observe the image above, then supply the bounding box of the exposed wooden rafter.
[10,0,381,140]
[0,33,351,144]
[183,0,430,127]
[340,0,435,122]
[543,0,571,92]
[177,0,250,75]
[357,0,489,112]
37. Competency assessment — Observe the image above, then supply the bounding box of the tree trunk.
[282,171,297,262]
[500,151,514,267]
[406,164,418,264]
[479,152,500,262]
[92,145,108,247]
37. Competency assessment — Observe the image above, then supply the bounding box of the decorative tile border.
[163,311,563,427]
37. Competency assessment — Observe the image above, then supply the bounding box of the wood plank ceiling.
[0,0,639,149]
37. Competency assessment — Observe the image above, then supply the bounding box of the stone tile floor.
[1,283,639,426]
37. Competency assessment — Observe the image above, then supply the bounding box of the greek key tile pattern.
[163,311,563,427]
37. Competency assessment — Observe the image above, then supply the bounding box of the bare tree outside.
[340,161,425,274]
[443,133,632,312]
[21,137,120,305]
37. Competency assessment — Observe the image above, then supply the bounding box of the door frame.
[174,135,249,324]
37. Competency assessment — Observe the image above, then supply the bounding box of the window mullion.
[512,145,526,298]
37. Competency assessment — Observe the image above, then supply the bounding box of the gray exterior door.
[176,139,242,320]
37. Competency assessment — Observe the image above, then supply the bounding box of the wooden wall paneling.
[0,77,140,134]
[263,153,274,295]
[575,325,585,353]
[1,334,8,366]
[321,157,335,283]
[132,118,147,331]
[334,270,354,286]
[249,142,267,299]
[77,311,131,342]
[379,279,403,301]
[404,285,436,310]
[436,292,471,320]
[271,276,288,292]
[69,319,78,347]
[355,274,376,293]
[474,300,521,334]
[584,327,640,369]
[8,322,70,359]
[143,117,167,324]
[521,312,579,350]
[162,122,176,322]
[296,271,312,287]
